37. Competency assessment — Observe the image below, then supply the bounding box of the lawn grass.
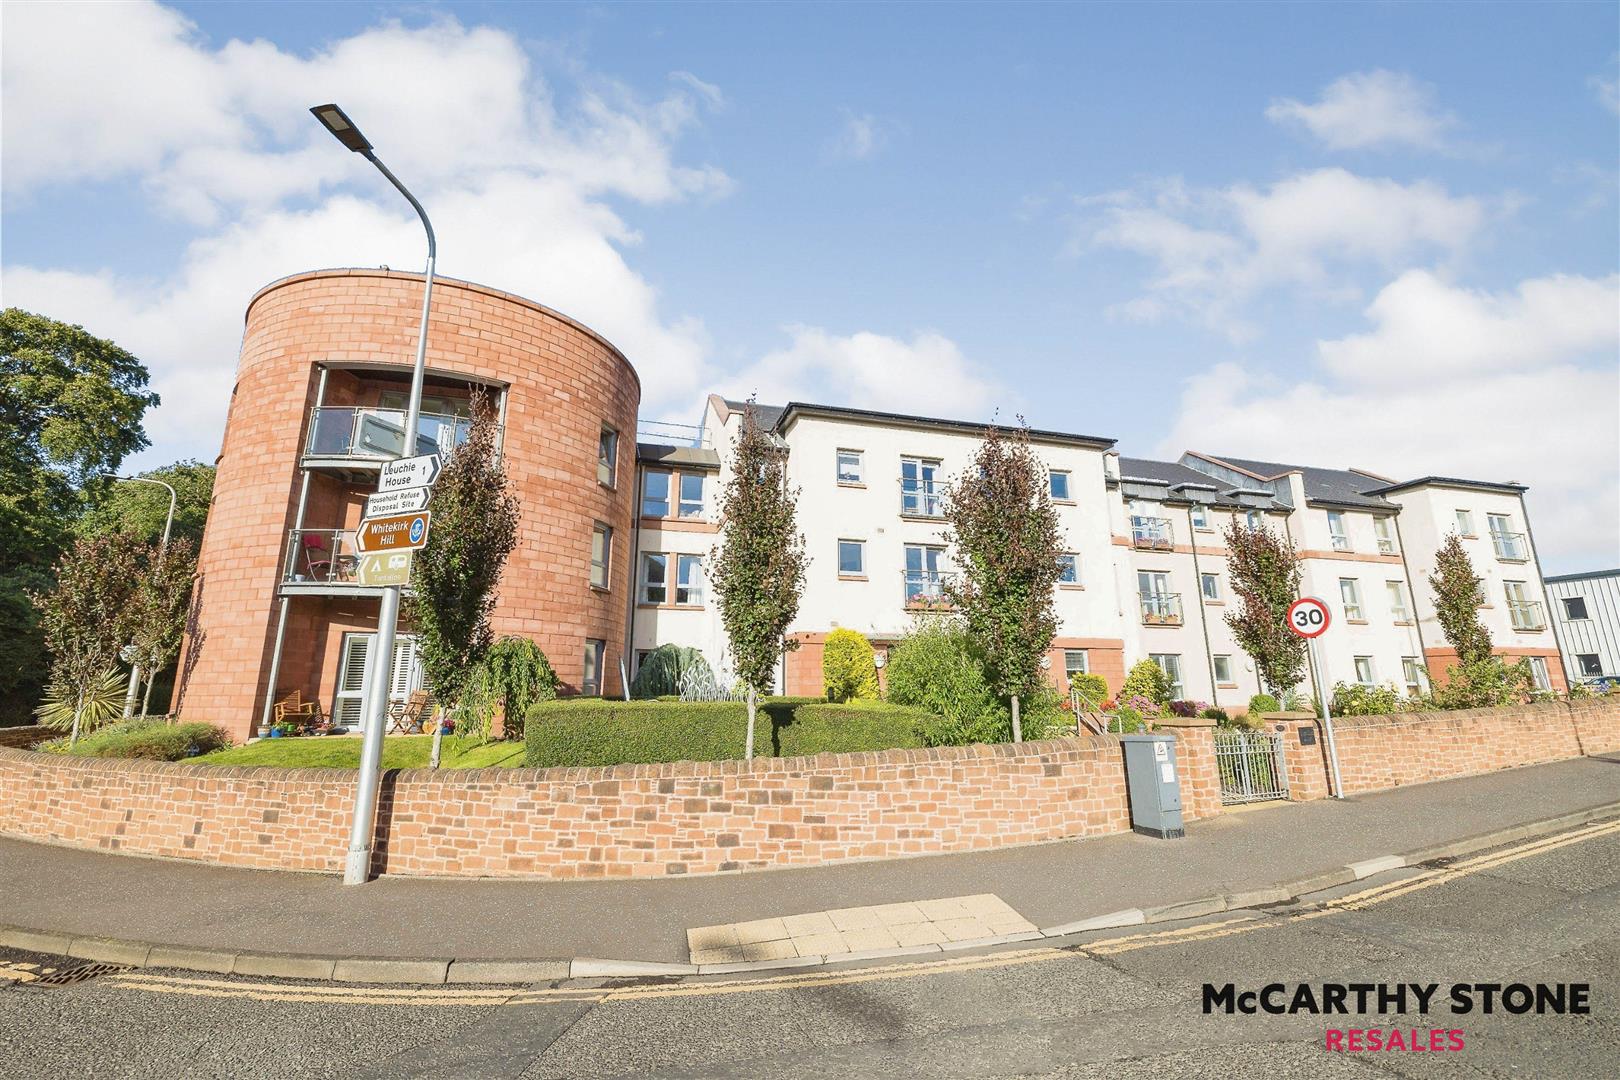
[193,735,528,769]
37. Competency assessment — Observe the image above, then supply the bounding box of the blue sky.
[3,1,1616,569]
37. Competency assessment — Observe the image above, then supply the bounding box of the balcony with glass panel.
[280,528,391,597]
[1492,531,1529,562]
[899,476,945,518]
[1508,600,1546,631]
[1139,592,1184,626]
[1130,516,1174,550]
[302,406,484,476]
[902,569,956,607]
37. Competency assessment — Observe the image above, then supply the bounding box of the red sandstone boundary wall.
[0,736,1138,879]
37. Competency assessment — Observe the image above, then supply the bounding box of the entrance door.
[333,633,422,731]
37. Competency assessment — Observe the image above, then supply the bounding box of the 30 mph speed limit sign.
[1287,596,1331,639]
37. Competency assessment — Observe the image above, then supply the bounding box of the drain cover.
[30,962,129,987]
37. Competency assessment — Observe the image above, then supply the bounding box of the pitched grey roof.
[722,398,786,431]
[1116,457,1280,509]
[1199,454,1397,511]
[1362,475,1527,497]
[636,443,721,470]
[771,401,1115,449]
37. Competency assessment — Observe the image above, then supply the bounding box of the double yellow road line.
[10,818,1612,1007]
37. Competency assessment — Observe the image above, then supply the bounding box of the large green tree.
[709,403,807,759]
[1428,534,1492,666]
[77,461,215,546]
[1,309,160,720]
[406,392,518,755]
[1222,519,1308,696]
[942,423,1063,742]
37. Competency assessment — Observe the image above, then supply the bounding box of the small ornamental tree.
[709,402,807,758]
[126,536,199,718]
[1428,534,1492,666]
[407,391,518,760]
[942,423,1063,742]
[31,533,143,744]
[1222,519,1307,696]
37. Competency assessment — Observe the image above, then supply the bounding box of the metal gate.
[1214,730,1289,805]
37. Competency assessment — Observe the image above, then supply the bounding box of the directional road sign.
[1287,596,1331,639]
[377,453,441,493]
[365,487,432,519]
[357,510,431,554]
[357,551,414,587]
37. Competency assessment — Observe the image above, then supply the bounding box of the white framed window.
[675,554,703,606]
[1050,471,1073,501]
[639,553,667,604]
[641,470,671,517]
[1454,509,1475,537]
[900,457,944,517]
[1353,656,1375,685]
[904,544,947,602]
[590,523,612,589]
[1385,580,1410,622]
[1149,654,1184,699]
[678,473,706,517]
[1057,553,1080,585]
[1374,516,1397,555]
[1563,596,1590,620]
[838,539,865,576]
[1190,505,1209,530]
[836,449,863,485]
[1213,654,1234,685]
[597,426,618,488]
[1064,649,1089,679]
[1339,577,1363,621]
[1402,657,1427,696]
[1200,573,1221,602]
[1528,657,1551,692]
[1577,653,1602,677]
[583,639,605,696]
[1245,510,1263,530]
[1327,510,1350,552]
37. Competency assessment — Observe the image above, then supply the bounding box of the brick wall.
[1155,717,1223,820]
[1271,698,1618,799]
[0,727,49,750]
[0,735,1153,879]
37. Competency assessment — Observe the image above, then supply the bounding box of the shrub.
[524,698,928,767]
[1121,659,1171,707]
[1330,681,1402,717]
[1283,689,1314,712]
[52,717,231,761]
[480,637,559,738]
[886,618,1001,728]
[1110,705,1149,734]
[1067,673,1109,709]
[821,629,879,703]
[1247,693,1281,716]
[630,644,714,700]
[1200,706,1229,722]
[1168,699,1207,718]
[35,667,127,735]
[1432,657,1534,710]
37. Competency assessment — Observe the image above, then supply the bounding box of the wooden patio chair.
[387,690,433,734]
[273,690,325,731]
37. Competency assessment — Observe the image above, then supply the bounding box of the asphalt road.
[2,821,1617,1079]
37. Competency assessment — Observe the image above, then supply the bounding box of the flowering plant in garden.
[1122,693,1160,717]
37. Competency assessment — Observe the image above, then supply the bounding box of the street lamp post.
[311,103,437,886]
[115,475,178,719]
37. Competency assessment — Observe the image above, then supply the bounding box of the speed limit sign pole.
[1288,597,1345,799]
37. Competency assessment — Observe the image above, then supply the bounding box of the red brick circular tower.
[176,269,641,742]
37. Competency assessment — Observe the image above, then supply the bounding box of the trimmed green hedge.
[523,697,929,768]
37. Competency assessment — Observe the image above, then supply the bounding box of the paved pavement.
[2,755,1618,965]
[2,820,1617,1077]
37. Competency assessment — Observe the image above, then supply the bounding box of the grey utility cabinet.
[1120,734,1185,839]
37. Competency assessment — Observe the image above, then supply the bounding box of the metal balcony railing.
[1377,537,1397,555]
[304,407,479,462]
[1330,534,1352,552]
[1139,592,1184,626]
[636,419,712,449]
[899,478,946,518]
[1492,532,1529,561]
[284,529,360,585]
[903,569,956,605]
[1131,516,1174,550]
[1508,600,1546,631]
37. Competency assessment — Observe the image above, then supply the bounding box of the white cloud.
[825,111,886,161]
[1156,272,1620,571]
[1266,70,1457,151]
[1,2,731,463]
[1592,64,1620,116]
[727,326,1005,419]
[1085,168,1488,337]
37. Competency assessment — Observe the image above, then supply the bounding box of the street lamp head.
[310,103,373,153]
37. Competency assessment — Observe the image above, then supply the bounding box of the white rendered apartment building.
[627,397,1567,703]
